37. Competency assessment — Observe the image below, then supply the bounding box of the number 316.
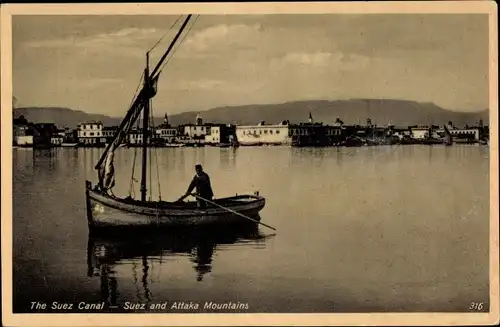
[469,302,484,311]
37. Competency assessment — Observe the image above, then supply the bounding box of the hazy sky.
[13,14,489,116]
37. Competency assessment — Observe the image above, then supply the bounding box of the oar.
[192,194,276,231]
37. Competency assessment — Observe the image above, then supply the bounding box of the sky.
[12,14,489,116]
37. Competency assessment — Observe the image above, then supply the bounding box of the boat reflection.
[86,221,274,309]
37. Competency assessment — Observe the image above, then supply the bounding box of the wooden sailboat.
[85,15,266,229]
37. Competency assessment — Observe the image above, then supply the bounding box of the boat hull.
[85,182,266,228]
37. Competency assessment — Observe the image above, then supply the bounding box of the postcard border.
[1,2,498,326]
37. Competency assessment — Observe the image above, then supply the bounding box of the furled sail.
[98,151,115,191]
[95,84,155,192]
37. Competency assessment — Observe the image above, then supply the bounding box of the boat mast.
[95,14,194,193]
[139,15,192,202]
[150,14,192,79]
[140,52,150,202]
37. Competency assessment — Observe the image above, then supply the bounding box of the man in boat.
[178,164,214,208]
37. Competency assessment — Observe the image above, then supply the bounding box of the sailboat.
[84,15,266,229]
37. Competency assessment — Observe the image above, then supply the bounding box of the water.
[12,145,490,313]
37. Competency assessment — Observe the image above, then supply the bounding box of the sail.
[150,75,159,98]
[95,89,148,191]
[98,151,116,191]
[443,124,453,144]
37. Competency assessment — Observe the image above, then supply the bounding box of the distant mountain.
[13,99,488,129]
[13,107,121,129]
[168,99,488,127]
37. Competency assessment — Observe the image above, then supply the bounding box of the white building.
[450,128,480,141]
[102,126,117,139]
[13,125,34,146]
[16,135,34,146]
[205,125,221,144]
[51,128,65,146]
[436,125,481,141]
[236,121,291,145]
[410,126,431,139]
[77,121,106,145]
[155,114,178,143]
[391,127,411,140]
[181,114,210,139]
[51,136,63,146]
[128,129,148,145]
[155,127,178,143]
[183,124,210,138]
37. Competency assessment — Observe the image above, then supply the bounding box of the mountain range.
[13,99,488,129]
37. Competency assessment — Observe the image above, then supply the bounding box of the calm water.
[13,145,490,313]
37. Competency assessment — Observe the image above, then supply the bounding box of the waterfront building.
[155,114,178,144]
[205,125,221,144]
[409,126,432,139]
[63,128,78,143]
[13,115,33,146]
[77,121,106,146]
[155,126,178,143]
[236,121,291,146]
[128,128,153,145]
[205,124,237,145]
[342,124,367,138]
[34,123,58,148]
[289,122,343,146]
[236,117,342,146]
[102,126,118,143]
[389,126,411,140]
[13,125,34,146]
[434,121,481,142]
[51,128,65,146]
[12,116,55,147]
[180,114,210,140]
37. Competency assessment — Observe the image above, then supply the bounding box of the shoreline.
[12,142,488,150]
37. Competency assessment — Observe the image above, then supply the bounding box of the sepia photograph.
[1,2,498,326]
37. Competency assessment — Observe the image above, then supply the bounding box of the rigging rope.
[126,72,145,198]
[130,71,145,108]
[149,121,153,201]
[149,140,152,201]
[157,15,200,76]
[148,98,162,201]
[148,15,183,53]
[147,98,152,201]
[128,119,141,198]
[126,15,195,200]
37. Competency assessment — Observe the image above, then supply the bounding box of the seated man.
[178,164,214,208]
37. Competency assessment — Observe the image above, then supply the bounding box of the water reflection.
[32,148,59,175]
[87,222,274,309]
[219,148,237,171]
[13,148,35,174]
